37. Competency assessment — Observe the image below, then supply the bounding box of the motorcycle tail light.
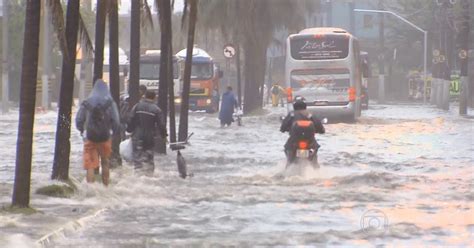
[298,141,308,149]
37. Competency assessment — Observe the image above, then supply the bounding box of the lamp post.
[354,9,428,104]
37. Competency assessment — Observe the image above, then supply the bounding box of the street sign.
[223,44,236,58]
[458,49,467,59]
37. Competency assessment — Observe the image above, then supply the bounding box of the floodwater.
[1,104,473,247]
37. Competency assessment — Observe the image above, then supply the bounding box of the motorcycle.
[283,118,327,168]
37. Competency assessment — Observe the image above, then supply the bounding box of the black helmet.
[293,100,306,110]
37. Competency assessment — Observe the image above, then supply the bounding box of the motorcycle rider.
[280,100,325,163]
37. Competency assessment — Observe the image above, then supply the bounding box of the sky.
[116,0,185,14]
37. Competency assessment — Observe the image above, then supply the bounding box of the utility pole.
[458,0,470,115]
[2,0,9,113]
[349,0,355,35]
[378,0,385,103]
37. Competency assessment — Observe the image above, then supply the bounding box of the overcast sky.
[117,0,185,14]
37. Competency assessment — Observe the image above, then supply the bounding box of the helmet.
[293,100,306,110]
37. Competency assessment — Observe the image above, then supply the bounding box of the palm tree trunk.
[93,0,107,84]
[156,0,171,153]
[108,0,122,167]
[12,0,41,208]
[168,41,177,144]
[129,0,140,107]
[51,0,81,181]
[178,0,198,142]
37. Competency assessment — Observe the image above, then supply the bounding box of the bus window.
[140,63,160,80]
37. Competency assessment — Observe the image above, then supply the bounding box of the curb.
[36,208,107,247]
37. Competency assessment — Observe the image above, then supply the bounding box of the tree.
[2,0,9,114]
[198,0,308,114]
[128,0,140,107]
[51,0,81,180]
[155,0,173,152]
[12,0,41,208]
[93,0,107,84]
[178,0,198,142]
[384,0,435,72]
[108,0,122,166]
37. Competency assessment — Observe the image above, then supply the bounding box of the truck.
[175,47,222,113]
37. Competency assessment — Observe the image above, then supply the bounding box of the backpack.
[84,100,112,142]
[289,114,316,141]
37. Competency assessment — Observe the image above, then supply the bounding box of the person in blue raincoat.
[219,86,238,127]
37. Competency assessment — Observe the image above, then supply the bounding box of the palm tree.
[11,0,42,208]
[178,0,198,142]
[108,0,121,167]
[93,0,107,84]
[155,0,173,153]
[51,0,81,181]
[128,0,140,107]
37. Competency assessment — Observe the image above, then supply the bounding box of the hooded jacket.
[219,90,238,123]
[76,79,121,136]
[126,98,166,149]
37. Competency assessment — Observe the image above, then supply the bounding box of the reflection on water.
[0,105,473,246]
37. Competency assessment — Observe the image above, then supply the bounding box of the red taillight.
[298,141,308,149]
[348,87,356,102]
[313,34,324,39]
[286,87,293,103]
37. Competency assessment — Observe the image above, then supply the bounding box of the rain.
[0,0,473,247]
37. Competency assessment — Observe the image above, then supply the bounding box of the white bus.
[285,27,362,121]
[138,50,181,100]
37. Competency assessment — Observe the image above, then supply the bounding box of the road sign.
[458,49,467,59]
[223,44,236,58]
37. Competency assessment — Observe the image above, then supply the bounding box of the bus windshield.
[140,63,160,79]
[191,63,213,80]
[290,34,349,60]
[140,62,179,80]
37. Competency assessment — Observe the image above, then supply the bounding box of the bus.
[285,27,363,121]
[138,50,181,102]
[176,47,222,113]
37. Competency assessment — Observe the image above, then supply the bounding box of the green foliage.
[384,0,435,71]
[197,0,319,112]
[36,179,77,198]
[1,205,38,214]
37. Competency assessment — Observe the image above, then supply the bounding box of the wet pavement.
[0,103,473,247]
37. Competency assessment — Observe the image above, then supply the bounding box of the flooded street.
[1,104,473,247]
